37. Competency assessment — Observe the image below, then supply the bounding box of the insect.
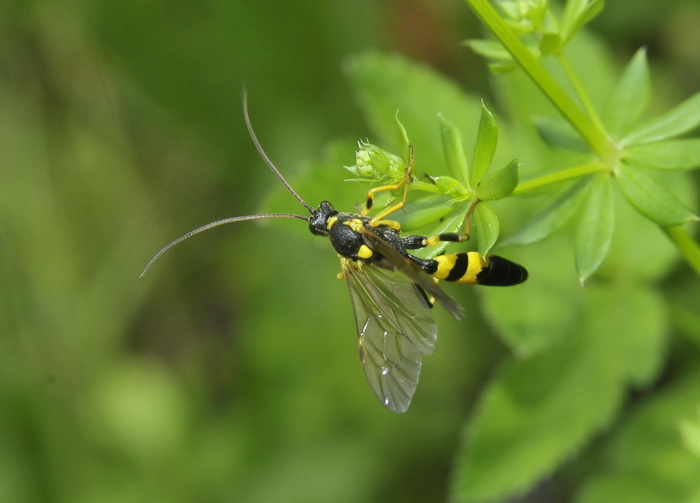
[141,91,528,413]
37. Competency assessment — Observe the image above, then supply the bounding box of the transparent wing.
[360,227,465,320]
[342,258,438,413]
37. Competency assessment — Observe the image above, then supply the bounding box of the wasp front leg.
[362,145,415,227]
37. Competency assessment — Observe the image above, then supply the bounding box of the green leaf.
[623,91,700,145]
[488,61,519,74]
[418,175,469,199]
[602,179,685,282]
[616,163,698,227]
[394,113,411,165]
[560,0,605,43]
[438,114,470,184]
[450,285,666,502]
[576,174,614,283]
[539,32,563,56]
[473,202,499,256]
[475,159,519,200]
[622,139,700,170]
[345,52,482,174]
[397,196,457,232]
[574,372,700,503]
[533,116,590,152]
[501,178,590,247]
[465,39,512,61]
[471,102,498,187]
[603,48,650,138]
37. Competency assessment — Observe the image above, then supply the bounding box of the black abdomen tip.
[477,255,528,286]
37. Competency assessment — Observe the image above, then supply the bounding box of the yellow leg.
[362,145,415,225]
[422,232,468,247]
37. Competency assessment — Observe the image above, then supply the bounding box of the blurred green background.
[2,0,699,502]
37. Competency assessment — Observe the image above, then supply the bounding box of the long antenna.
[141,90,317,277]
[140,213,309,277]
[242,88,315,214]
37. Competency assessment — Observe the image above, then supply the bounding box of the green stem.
[662,225,700,276]
[513,162,606,195]
[464,0,617,163]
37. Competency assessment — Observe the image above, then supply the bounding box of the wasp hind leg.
[398,231,469,253]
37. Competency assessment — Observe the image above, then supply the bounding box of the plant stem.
[662,225,700,276]
[513,162,606,195]
[464,0,617,163]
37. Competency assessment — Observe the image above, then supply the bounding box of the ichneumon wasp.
[141,91,528,413]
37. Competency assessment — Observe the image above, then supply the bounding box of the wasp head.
[309,201,337,236]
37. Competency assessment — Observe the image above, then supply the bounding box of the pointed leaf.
[539,32,563,56]
[422,175,469,199]
[561,0,605,42]
[488,61,519,74]
[397,196,458,232]
[465,39,512,61]
[394,113,411,165]
[501,178,590,246]
[473,203,499,256]
[602,179,685,282]
[623,91,700,145]
[438,114,470,184]
[475,159,519,200]
[616,163,698,226]
[471,102,498,187]
[576,174,614,283]
[622,138,700,170]
[603,48,650,137]
[450,285,665,502]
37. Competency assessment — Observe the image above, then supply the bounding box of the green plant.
[268,0,700,501]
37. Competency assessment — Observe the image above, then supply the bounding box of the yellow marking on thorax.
[327,216,338,229]
[344,219,364,233]
[357,244,373,259]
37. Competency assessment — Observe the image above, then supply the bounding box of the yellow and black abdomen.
[424,252,528,286]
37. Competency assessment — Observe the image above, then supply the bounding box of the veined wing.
[341,257,437,413]
[360,226,465,320]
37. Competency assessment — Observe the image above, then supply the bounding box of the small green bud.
[344,141,405,181]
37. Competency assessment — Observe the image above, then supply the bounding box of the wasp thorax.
[328,215,368,259]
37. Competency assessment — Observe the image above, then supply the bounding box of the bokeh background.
[2,0,699,502]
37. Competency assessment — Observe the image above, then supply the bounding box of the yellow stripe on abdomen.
[432,252,487,284]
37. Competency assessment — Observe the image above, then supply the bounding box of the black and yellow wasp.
[142,92,528,413]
